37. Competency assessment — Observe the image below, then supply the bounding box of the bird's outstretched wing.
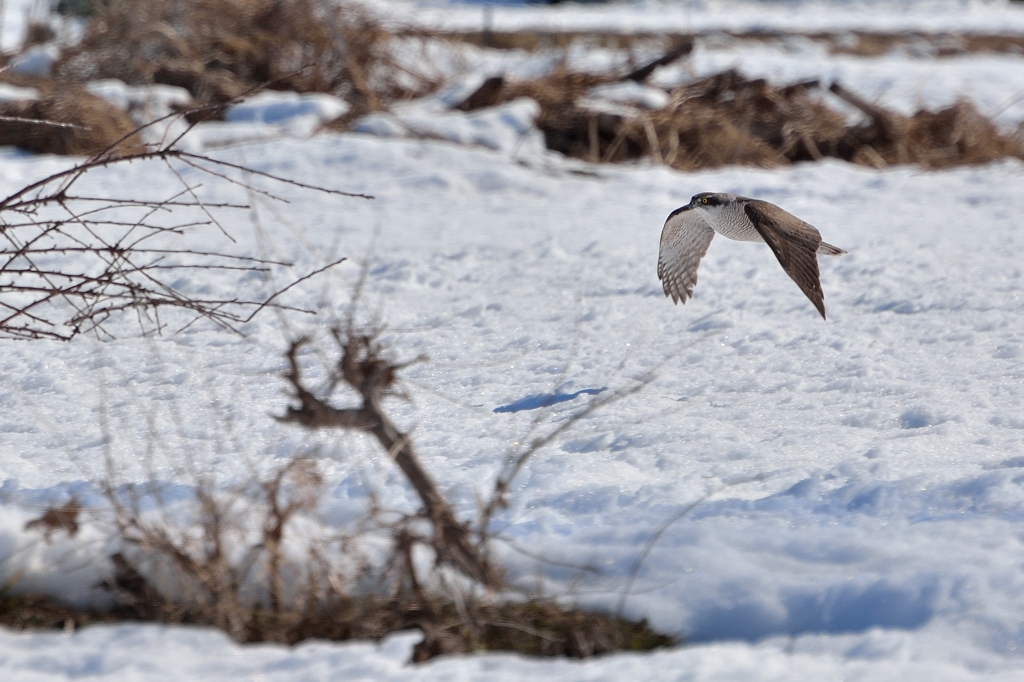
[743,200,828,319]
[657,207,715,305]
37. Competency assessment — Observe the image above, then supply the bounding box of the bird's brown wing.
[658,207,715,305]
[743,200,828,319]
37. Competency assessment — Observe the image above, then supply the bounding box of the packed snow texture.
[5,130,1024,681]
[369,0,1024,35]
[5,43,59,77]
[354,95,544,153]
[224,91,352,139]
[4,1,1024,680]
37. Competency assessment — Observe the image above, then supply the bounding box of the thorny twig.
[0,97,370,341]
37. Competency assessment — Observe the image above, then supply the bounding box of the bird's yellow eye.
[701,197,709,204]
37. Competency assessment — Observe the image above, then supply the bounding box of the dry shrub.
[84,451,672,659]
[0,123,360,341]
[55,0,429,115]
[0,75,142,156]
[486,68,841,168]
[866,97,1020,168]
[65,318,662,659]
[642,70,847,169]
[827,83,1024,168]
[103,456,361,642]
[471,64,1024,171]
[0,592,121,632]
[639,71,1021,169]
[502,70,627,162]
[411,600,673,662]
[271,314,661,659]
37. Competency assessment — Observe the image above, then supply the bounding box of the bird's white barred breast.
[704,204,764,242]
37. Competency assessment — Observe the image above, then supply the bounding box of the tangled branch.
[0,117,369,341]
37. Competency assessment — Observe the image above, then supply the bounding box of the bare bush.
[101,455,368,641]
[827,83,1024,168]
[0,102,368,341]
[278,330,499,589]
[268,290,661,658]
[88,442,673,656]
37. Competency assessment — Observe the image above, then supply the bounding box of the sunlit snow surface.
[369,0,1024,34]
[4,1,1024,680]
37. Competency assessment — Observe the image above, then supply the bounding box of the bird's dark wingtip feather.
[666,204,694,221]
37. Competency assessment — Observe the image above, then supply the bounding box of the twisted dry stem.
[278,333,500,588]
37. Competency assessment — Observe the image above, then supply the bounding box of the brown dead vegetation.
[0,593,122,632]
[462,65,1024,171]
[0,74,142,156]
[53,0,433,118]
[11,373,668,660]
[4,1,1021,171]
[264,299,658,658]
[0,92,365,341]
[3,575,671,662]
[279,332,500,590]
[426,28,1024,59]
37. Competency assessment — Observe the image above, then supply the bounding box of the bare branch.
[0,115,89,130]
[277,333,500,588]
[1,112,365,340]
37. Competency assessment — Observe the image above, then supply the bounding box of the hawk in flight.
[657,192,846,319]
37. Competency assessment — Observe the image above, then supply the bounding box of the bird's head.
[689,192,735,211]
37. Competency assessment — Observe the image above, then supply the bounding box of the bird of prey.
[657,192,846,319]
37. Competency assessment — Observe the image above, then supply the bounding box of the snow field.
[3,131,1024,678]
[3,0,1024,678]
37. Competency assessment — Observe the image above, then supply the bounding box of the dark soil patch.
[0,584,674,662]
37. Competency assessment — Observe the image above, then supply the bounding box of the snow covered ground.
[369,0,1024,36]
[4,1,1024,680]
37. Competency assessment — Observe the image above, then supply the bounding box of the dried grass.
[23,1,1020,170]
[641,71,845,169]
[0,74,142,156]
[475,65,1024,171]
[0,592,120,632]
[427,28,1024,59]
[8,448,673,660]
[54,0,432,115]
[412,600,673,661]
[894,98,1020,167]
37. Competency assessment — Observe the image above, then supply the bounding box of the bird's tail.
[817,241,846,256]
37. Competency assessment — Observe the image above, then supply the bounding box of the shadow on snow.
[494,387,608,413]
